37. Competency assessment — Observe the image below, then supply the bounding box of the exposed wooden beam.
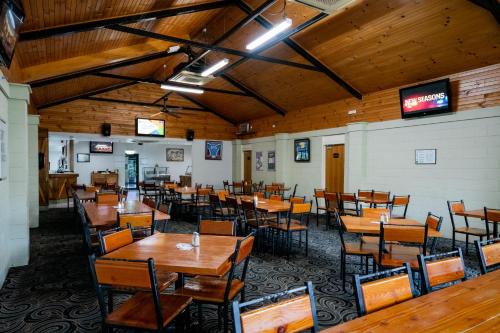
[175,92,237,125]
[92,72,249,96]
[469,0,500,23]
[37,81,139,110]
[220,74,286,116]
[83,96,207,112]
[236,1,363,100]
[19,1,233,41]
[28,49,182,88]
[107,25,320,72]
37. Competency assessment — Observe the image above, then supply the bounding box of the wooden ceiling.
[4,0,500,133]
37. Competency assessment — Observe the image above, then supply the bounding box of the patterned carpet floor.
[0,209,482,332]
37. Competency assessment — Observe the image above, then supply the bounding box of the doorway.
[325,144,344,192]
[243,150,252,182]
[125,154,139,189]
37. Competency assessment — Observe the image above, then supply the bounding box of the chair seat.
[268,221,307,231]
[455,226,488,236]
[375,245,422,269]
[344,241,378,255]
[246,219,270,228]
[105,292,191,330]
[175,276,244,304]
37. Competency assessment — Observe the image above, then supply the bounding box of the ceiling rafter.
[83,96,207,112]
[28,49,182,88]
[468,0,500,23]
[175,92,237,125]
[235,0,363,100]
[106,24,320,72]
[19,0,233,41]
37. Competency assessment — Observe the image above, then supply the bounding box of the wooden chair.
[65,182,75,211]
[118,187,128,202]
[209,193,229,218]
[289,196,305,204]
[89,256,191,332]
[241,200,268,251]
[426,212,443,254]
[232,181,244,195]
[325,192,340,229]
[264,184,280,197]
[269,201,312,259]
[314,189,327,227]
[77,201,100,255]
[96,192,119,205]
[418,248,466,294]
[353,263,417,316]
[190,188,211,215]
[269,194,283,201]
[361,207,390,219]
[252,191,265,199]
[226,196,242,220]
[390,195,410,219]
[232,281,318,333]
[175,233,255,333]
[340,193,359,216]
[376,223,428,270]
[485,207,500,238]
[218,190,230,201]
[98,228,133,254]
[158,202,172,232]
[336,212,377,291]
[475,237,500,274]
[357,189,373,199]
[372,191,391,208]
[117,211,156,240]
[198,217,236,236]
[447,200,488,255]
[223,180,230,192]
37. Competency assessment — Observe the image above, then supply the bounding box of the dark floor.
[0,209,481,332]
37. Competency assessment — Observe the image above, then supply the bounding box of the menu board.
[415,149,436,165]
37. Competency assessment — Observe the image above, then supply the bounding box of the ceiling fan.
[151,96,182,118]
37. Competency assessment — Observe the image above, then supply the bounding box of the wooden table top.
[238,196,291,213]
[174,187,197,195]
[74,189,97,201]
[455,209,485,219]
[341,216,442,238]
[103,233,240,276]
[322,270,500,333]
[83,200,169,228]
[358,196,391,205]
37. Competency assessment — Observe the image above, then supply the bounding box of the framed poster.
[415,149,437,164]
[294,138,310,162]
[166,148,184,162]
[0,119,6,180]
[76,153,90,163]
[205,141,222,160]
[268,151,275,171]
[90,141,113,154]
[256,151,264,171]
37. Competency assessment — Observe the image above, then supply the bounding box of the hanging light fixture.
[245,18,292,50]
[160,84,204,94]
[201,58,230,77]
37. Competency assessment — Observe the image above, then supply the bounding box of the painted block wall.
[191,140,233,188]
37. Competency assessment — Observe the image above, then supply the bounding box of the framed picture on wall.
[90,141,113,154]
[76,153,90,163]
[415,149,437,164]
[166,148,184,162]
[294,138,310,162]
[268,151,275,171]
[256,151,264,171]
[205,141,222,160]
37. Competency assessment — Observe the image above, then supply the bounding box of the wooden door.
[38,128,49,207]
[325,144,345,193]
[243,151,252,182]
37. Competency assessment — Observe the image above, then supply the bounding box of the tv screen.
[0,0,24,68]
[136,118,165,137]
[399,79,451,119]
[90,141,113,154]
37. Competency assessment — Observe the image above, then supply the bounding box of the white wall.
[192,139,233,188]
[0,73,10,285]
[28,116,39,228]
[238,107,500,239]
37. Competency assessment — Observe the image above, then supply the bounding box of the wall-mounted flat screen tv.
[0,0,24,68]
[400,79,452,119]
[90,141,113,154]
[136,118,165,137]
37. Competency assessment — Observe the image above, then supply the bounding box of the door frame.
[125,153,139,189]
[243,150,252,182]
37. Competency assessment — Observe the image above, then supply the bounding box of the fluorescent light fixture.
[246,18,292,50]
[201,58,229,77]
[124,150,137,155]
[160,84,204,94]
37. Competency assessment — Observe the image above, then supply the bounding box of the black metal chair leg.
[305,230,308,257]
[107,289,113,313]
[465,234,469,255]
[217,305,222,329]
[223,303,229,333]
[197,304,202,332]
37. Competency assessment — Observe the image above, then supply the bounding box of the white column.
[232,139,243,181]
[274,133,290,184]
[344,122,368,192]
[28,115,40,228]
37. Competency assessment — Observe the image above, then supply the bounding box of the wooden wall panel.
[39,99,236,140]
[243,64,500,138]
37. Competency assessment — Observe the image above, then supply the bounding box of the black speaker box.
[186,129,195,141]
[102,123,111,136]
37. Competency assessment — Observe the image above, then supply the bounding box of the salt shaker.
[192,232,200,247]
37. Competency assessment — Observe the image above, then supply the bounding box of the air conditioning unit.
[169,70,214,86]
[289,0,357,14]
[239,123,251,134]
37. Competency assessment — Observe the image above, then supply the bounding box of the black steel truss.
[83,96,207,112]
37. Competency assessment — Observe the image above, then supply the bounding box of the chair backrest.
[289,196,305,204]
[226,196,241,214]
[418,249,466,294]
[447,200,467,228]
[358,189,373,198]
[99,228,133,254]
[340,192,357,202]
[475,237,500,274]
[117,211,155,230]
[314,188,325,198]
[269,194,283,201]
[373,191,390,201]
[325,192,340,210]
[253,192,265,199]
[196,188,211,201]
[96,193,119,205]
[232,282,318,333]
[205,184,214,190]
[426,212,443,231]
[379,223,428,261]
[392,195,410,207]
[265,184,280,194]
[77,202,94,255]
[85,185,97,192]
[224,233,255,302]
[485,207,500,222]
[354,263,417,316]
[198,219,236,236]
[218,190,230,201]
[158,202,171,215]
[362,207,389,219]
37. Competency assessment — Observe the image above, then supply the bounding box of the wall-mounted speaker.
[102,123,111,137]
[186,129,195,141]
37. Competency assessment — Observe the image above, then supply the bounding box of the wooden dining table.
[74,188,97,202]
[456,209,499,236]
[174,186,198,195]
[102,233,240,286]
[357,196,391,206]
[322,269,500,332]
[83,200,169,228]
[341,216,442,238]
